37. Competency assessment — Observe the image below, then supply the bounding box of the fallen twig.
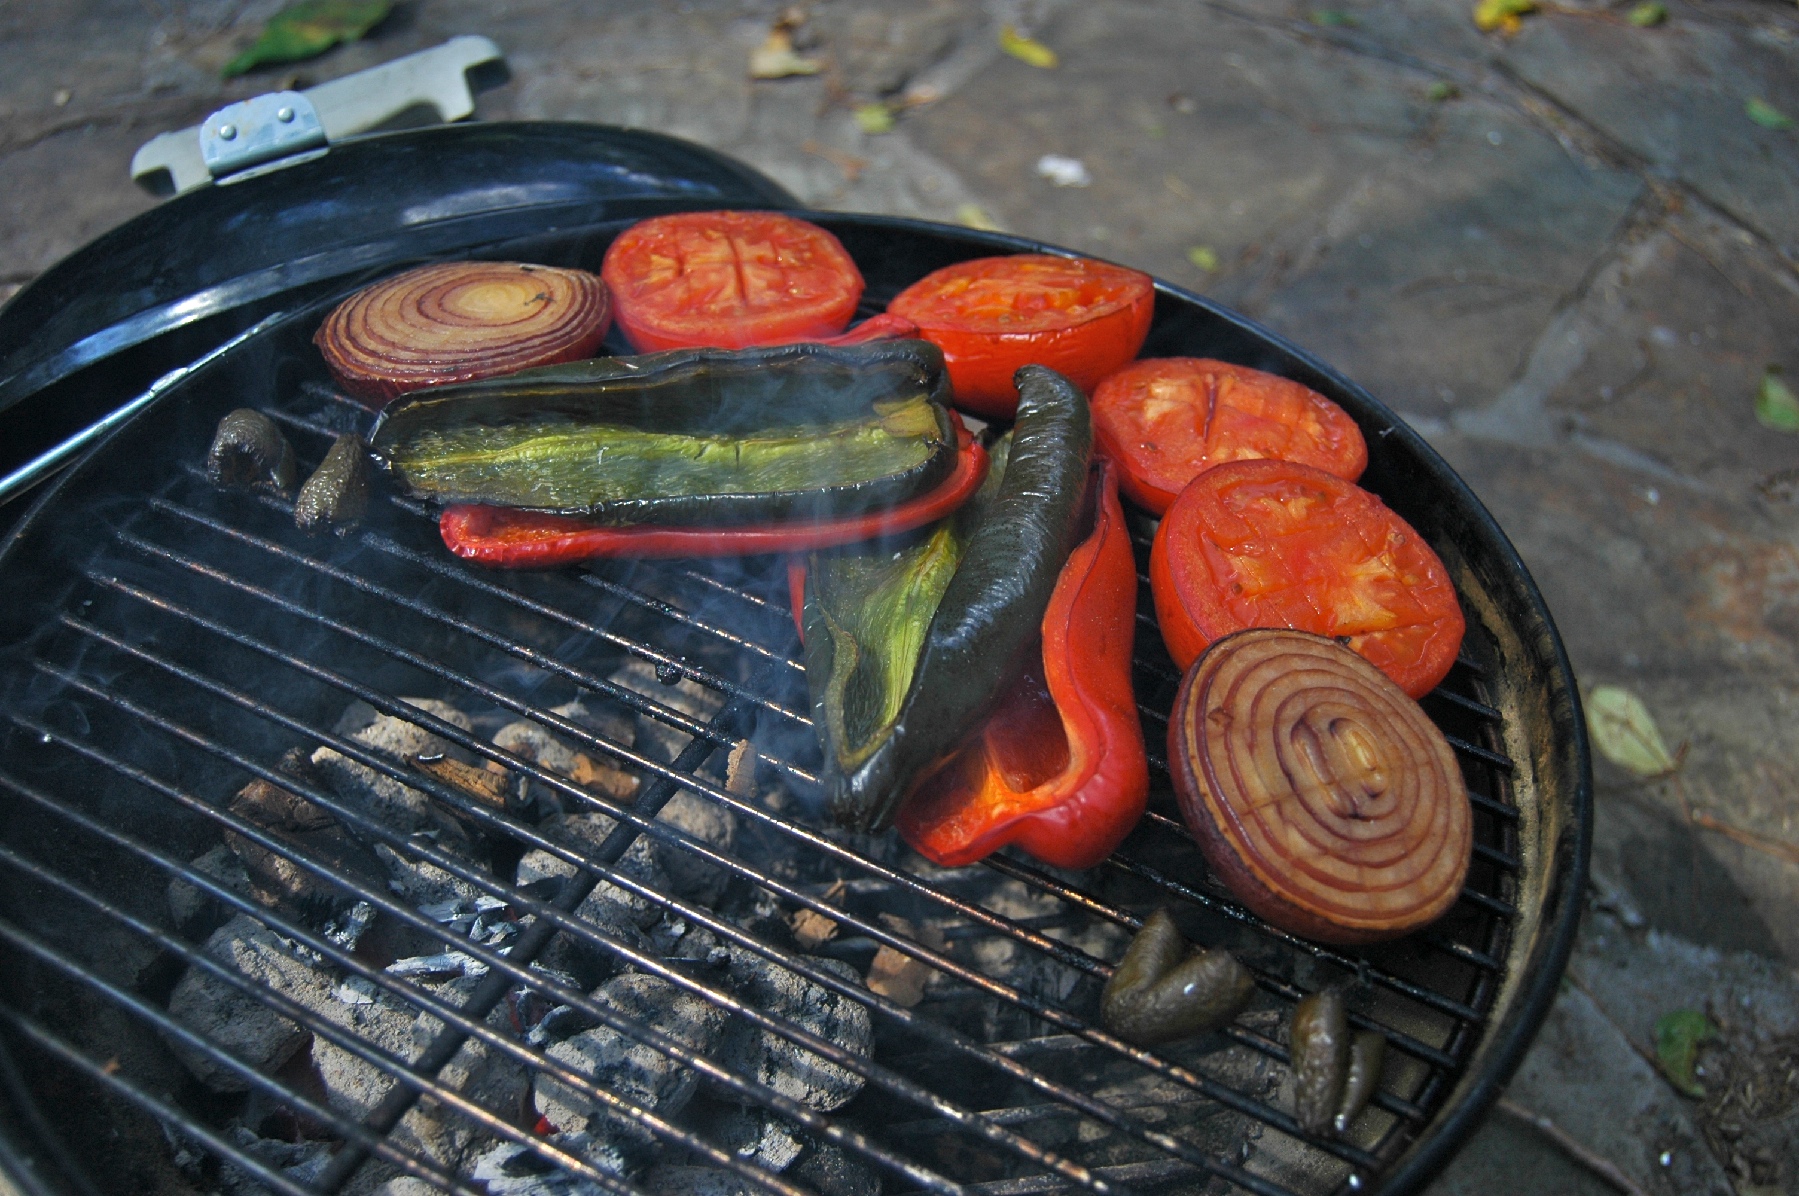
[1689,810,1799,866]
[1494,1097,1648,1196]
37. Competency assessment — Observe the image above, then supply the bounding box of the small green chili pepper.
[294,433,372,535]
[1290,988,1351,1135]
[1334,1030,1386,1133]
[1100,908,1254,1046]
[208,408,295,495]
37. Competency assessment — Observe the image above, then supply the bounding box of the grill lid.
[0,122,798,498]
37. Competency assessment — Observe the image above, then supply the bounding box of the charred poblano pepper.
[1100,908,1254,1046]
[1290,988,1352,1135]
[807,364,1091,831]
[208,408,296,494]
[294,434,372,535]
[369,340,958,526]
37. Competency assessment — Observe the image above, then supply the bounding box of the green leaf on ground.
[1310,10,1358,26]
[854,103,895,135]
[1586,685,1679,778]
[955,203,1003,232]
[1654,1009,1716,1098]
[1746,98,1795,130]
[999,25,1059,69]
[1756,367,1799,433]
[222,0,390,78]
[1473,0,1534,32]
[1186,246,1220,272]
[1426,81,1461,102]
[1627,2,1667,25]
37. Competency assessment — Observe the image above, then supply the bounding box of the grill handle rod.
[316,692,752,1193]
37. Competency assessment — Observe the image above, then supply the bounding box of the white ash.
[323,900,378,952]
[167,843,255,938]
[524,814,671,929]
[494,719,587,808]
[791,1142,882,1196]
[311,973,529,1173]
[607,659,723,764]
[551,696,636,750]
[652,790,737,905]
[386,951,490,981]
[651,915,729,968]
[310,699,473,833]
[642,1164,762,1196]
[720,950,872,1113]
[707,1104,806,1172]
[470,1136,625,1195]
[377,838,487,908]
[166,914,335,1092]
[216,1125,333,1196]
[535,973,730,1141]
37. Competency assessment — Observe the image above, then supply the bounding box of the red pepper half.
[894,458,1147,869]
[439,430,988,566]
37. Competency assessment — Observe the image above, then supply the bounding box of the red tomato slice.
[1092,358,1367,514]
[1149,460,1464,698]
[601,211,865,352]
[887,254,1154,418]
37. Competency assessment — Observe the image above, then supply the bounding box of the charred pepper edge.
[892,457,1148,870]
[823,364,1093,833]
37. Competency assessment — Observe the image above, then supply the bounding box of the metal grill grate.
[0,340,1530,1196]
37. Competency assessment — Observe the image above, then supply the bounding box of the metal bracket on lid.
[200,92,327,181]
[130,35,507,196]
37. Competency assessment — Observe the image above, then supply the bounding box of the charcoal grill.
[0,185,1589,1196]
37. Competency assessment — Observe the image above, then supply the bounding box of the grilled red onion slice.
[315,261,612,406]
[1169,629,1471,945]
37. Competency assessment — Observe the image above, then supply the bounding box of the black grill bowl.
[0,214,1589,1196]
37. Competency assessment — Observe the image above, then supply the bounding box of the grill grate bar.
[956,1158,1206,1196]
[44,604,1340,1194]
[0,1011,322,1196]
[21,663,1121,1196]
[1440,735,1514,774]
[979,855,1464,1073]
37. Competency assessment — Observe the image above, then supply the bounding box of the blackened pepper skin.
[824,364,1092,831]
[294,434,372,535]
[1290,988,1352,1135]
[207,408,296,494]
[1101,908,1254,1045]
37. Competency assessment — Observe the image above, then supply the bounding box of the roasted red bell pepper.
[439,429,987,566]
[893,458,1147,869]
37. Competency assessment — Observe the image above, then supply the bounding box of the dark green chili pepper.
[815,365,1091,831]
[208,408,295,495]
[369,340,957,526]
[1100,908,1254,1046]
[294,434,372,535]
[804,437,1007,783]
[1334,1030,1386,1133]
[1291,988,1351,1135]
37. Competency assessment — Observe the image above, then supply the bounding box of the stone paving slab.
[4,0,1799,1192]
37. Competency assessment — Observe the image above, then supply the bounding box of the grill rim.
[0,211,1592,1196]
